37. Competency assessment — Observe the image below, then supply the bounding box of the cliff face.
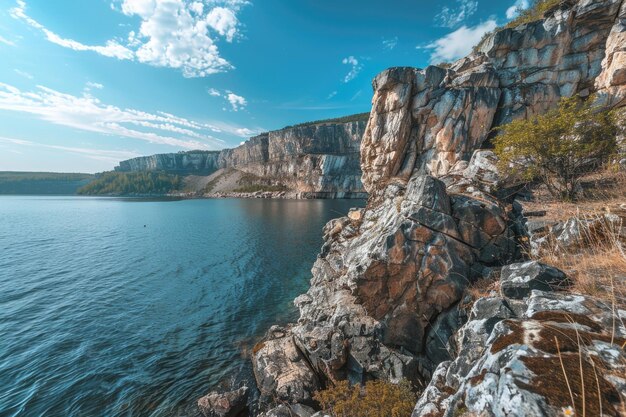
[115,120,366,198]
[248,0,626,415]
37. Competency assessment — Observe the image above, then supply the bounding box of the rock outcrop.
[247,0,626,414]
[115,120,367,198]
[412,285,626,417]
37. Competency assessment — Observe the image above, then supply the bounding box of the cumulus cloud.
[226,92,247,111]
[506,0,530,19]
[11,0,250,78]
[0,82,234,149]
[420,20,497,63]
[382,36,398,50]
[208,88,222,96]
[206,7,239,42]
[342,56,362,83]
[435,0,479,28]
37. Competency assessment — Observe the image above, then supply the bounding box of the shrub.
[314,379,416,417]
[505,0,562,28]
[493,96,619,201]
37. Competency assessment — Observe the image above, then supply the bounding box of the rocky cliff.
[235,1,626,416]
[115,119,367,198]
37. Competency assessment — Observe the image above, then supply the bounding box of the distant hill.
[0,172,94,195]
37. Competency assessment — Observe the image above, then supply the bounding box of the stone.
[252,329,320,405]
[197,386,249,417]
[412,291,626,417]
[500,261,570,299]
[258,404,316,417]
[249,0,626,412]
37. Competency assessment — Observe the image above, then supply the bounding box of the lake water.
[0,196,361,417]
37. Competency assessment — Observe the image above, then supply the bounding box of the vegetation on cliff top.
[494,96,619,201]
[505,0,562,28]
[78,171,184,196]
[283,112,370,130]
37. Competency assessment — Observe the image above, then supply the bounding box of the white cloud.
[0,136,140,163]
[382,36,398,50]
[208,88,222,96]
[206,7,239,42]
[14,69,33,79]
[86,82,104,90]
[11,0,134,60]
[0,82,231,149]
[226,92,246,111]
[326,91,337,100]
[435,0,479,28]
[11,0,250,78]
[506,0,530,19]
[342,56,362,83]
[420,20,497,63]
[0,35,16,46]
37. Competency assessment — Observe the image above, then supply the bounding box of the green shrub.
[314,379,416,417]
[505,0,562,28]
[78,171,183,195]
[493,96,619,201]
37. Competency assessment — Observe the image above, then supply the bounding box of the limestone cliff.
[115,119,367,198]
[246,0,626,416]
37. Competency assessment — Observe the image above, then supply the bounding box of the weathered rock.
[500,261,570,299]
[597,0,626,107]
[197,386,249,417]
[116,120,368,198]
[258,404,316,417]
[251,0,626,411]
[412,291,626,417]
[252,327,320,405]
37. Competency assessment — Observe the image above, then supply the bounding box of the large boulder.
[197,386,249,417]
[412,290,626,417]
[252,326,320,405]
[500,261,570,299]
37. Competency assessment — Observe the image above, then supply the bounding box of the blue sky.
[0,0,528,172]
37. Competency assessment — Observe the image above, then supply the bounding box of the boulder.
[197,386,249,417]
[412,290,626,417]
[252,326,320,405]
[500,261,570,299]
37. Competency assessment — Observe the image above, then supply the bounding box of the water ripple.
[0,196,362,417]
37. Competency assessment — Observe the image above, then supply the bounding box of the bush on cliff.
[78,171,184,195]
[494,96,618,201]
[505,0,562,28]
[314,379,416,417]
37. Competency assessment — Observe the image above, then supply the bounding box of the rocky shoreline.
[195,0,626,416]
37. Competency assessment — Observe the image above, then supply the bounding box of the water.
[0,196,361,417]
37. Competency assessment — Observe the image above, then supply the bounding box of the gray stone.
[500,261,570,299]
[197,386,249,417]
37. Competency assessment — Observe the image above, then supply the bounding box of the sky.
[0,0,530,173]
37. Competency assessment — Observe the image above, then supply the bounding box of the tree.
[493,96,619,201]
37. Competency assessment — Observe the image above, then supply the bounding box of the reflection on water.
[0,196,363,417]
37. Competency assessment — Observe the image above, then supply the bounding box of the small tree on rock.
[493,96,619,201]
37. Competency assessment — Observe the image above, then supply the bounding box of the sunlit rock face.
[115,121,367,198]
[361,0,625,195]
[251,0,626,407]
